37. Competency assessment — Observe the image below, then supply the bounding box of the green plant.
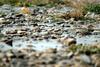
[85,3,100,14]
[0,0,64,6]
[0,0,18,6]
[69,45,100,54]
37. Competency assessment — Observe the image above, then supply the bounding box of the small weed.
[69,45,100,54]
[64,0,100,19]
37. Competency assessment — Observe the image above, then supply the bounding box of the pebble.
[60,36,76,46]
[67,52,74,58]
[80,54,92,64]
[0,18,5,23]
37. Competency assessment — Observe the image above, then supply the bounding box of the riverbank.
[0,4,100,67]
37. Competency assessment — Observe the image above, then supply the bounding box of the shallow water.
[0,38,63,52]
[0,34,100,52]
[0,42,12,51]
[76,35,100,45]
[1,24,100,51]
[13,39,62,51]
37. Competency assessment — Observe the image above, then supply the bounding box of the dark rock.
[15,14,24,17]
[2,38,13,46]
